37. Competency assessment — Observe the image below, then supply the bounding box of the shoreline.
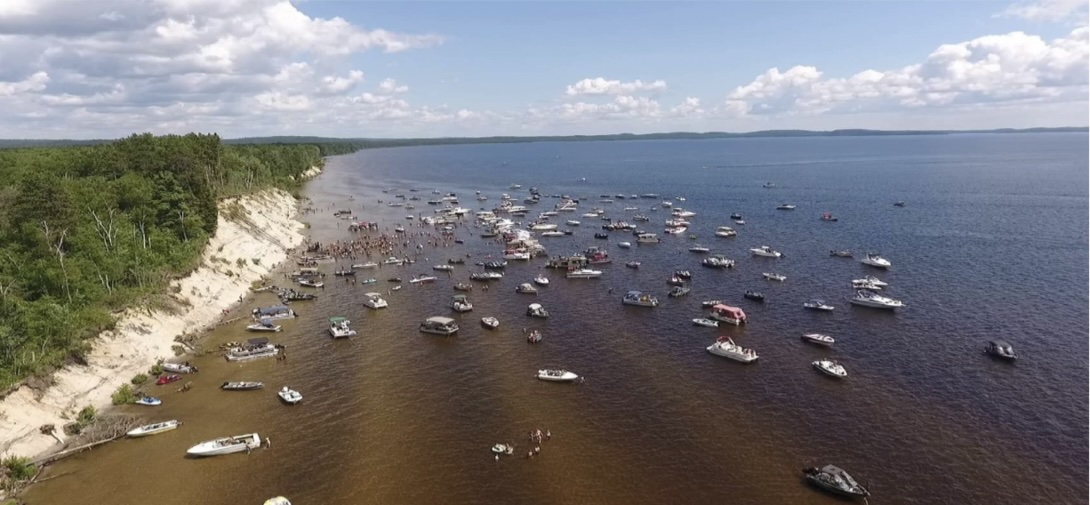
[0,173,319,464]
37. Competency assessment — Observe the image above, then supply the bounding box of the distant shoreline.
[1,126,1085,150]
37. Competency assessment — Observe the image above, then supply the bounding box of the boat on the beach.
[363,292,388,309]
[802,333,836,346]
[706,336,758,363]
[420,316,459,335]
[813,359,848,378]
[222,381,264,391]
[186,433,261,457]
[803,464,869,498]
[162,363,198,374]
[536,369,579,382]
[127,420,180,437]
[134,396,161,406]
[246,318,282,332]
[481,316,500,329]
[328,316,356,338]
[278,387,302,404]
[156,374,182,385]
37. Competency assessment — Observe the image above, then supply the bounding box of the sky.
[0,0,1086,138]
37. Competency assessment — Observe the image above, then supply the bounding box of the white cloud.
[997,0,1089,21]
[321,70,364,93]
[724,27,1089,117]
[377,78,409,94]
[0,71,49,96]
[669,97,705,117]
[565,77,667,96]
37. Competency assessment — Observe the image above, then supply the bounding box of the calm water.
[26,134,1088,505]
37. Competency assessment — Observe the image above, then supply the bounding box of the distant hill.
[1,127,1084,150]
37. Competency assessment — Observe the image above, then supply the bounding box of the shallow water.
[24,133,1088,505]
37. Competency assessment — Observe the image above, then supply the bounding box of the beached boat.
[363,292,388,309]
[536,369,579,382]
[706,336,758,363]
[526,303,550,318]
[451,295,474,312]
[709,304,747,325]
[516,283,538,294]
[186,433,261,457]
[420,316,459,335]
[278,387,302,404]
[222,381,264,391]
[156,374,182,386]
[162,363,198,374]
[802,333,836,346]
[481,317,500,329]
[246,318,282,332]
[127,420,180,437]
[692,318,719,328]
[134,396,161,406]
[803,465,869,497]
[329,317,356,338]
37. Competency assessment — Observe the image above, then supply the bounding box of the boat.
[470,272,503,281]
[803,465,869,497]
[985,340,1017,360]
[813,359,848,378]
[625,261,641,269]
[127,420,180,437]
[420,316,459,335]
[451,295,474,312]
[776,204,796,210]
[861,275,888,287]
[221,381,264,391]
[536,369,579,382]
[663,226,687,235]
[743,290,765,302]
[264,497,292,505]
[533,275,549,286]
[861,253,891,269]
[618,241,632,248]
[448,258,466,265]
[622,291,658,307]
[453,282,473,291]
[540,231,565,237]
[156,374,182,386]
[820,212,838,222]
[667,276,685,286]
[714,226,737,238]
[526,330,543,343]
[802,333,836,346]
[491,443,516,455]
[134,396,161,406]
[328,316,357,338]
[252,305,295,321]
[701,300,725,308]
[674,270,692,279]
[750,246,783,258]
[763,182,776,188]
[894,201,906,207]
[393,226,405,233]
[360,278,378,285]
[278,387,302,404]
[730,213,742,220]
[433,264,454,272]
[706,336,758,363]
[352,261,378,269]
[225,338,281,362]
[733,219,745,225]
[297,278,324,288]
[830,250,853,258]
[382,257,405,266]
[709,304,747,325]
[483,260,508,270]
[594,233,609,240]
[162,363,198,374]
[279,289,316,302]
[692,318,719,328]
[688,245,710,253]
[481,316,500,329]
[566,268,603,279]
[246,318,282,332]
[516,283,538,294]
[851,279,884,290]
[363,292,388,309]
[636,233,660,244]
[702,255,735,269]
[409,275,438,284]
[526,303,550,318]
[850,290,905,309]
[186,433,261,457]
[763,272,787,282]
[803,299,835,311]
[668,286,691,298]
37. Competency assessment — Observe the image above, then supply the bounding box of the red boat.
[156,374,182,385]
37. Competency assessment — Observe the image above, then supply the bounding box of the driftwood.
[31,415,142,467]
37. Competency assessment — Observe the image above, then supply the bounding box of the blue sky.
[0,0,1085,137]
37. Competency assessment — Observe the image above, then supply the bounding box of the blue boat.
[135,396,162,406]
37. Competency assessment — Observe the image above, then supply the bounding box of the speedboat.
[491,443,516,455]
[733,219,745,225]
[540,231,565,237]
[674,270,692,279]
[536,369,579,382]
[186,433,261,457]
[156,374,182,385]
[813,360,848,378]
[668,286,691,298]
[820,212,838,222]
[127,420,180,437]
[328,317,356,338]
[985,340,1017,360]
[363,292,388,309]
[420,316,459,335]
[803,299,835,311]
[702,256,734,269]
[246,318,282,332]
[481,317,500,329]
[409,275,438,284]
[894,201,906,207]
[451,295,474,312]
[636,233,660,244]
[861,253,891,269]
[851,279,884,290]
[278,387,302,404]
[134,396,161,406]
[776,204,796,210]
[714,226,737,237]
[382,257,405,266]
[526,330,543,343]
[701,300,725,308]
[533,275,549,286]
[803,465,869,497]
[743,290,764,302]
[433,264,454,272]
[297,278,324,288]
[221,381,264,391]
[162,363,197,374]
[706,336,758,363]
[566,220,581,226]
[750,246,782,258]
[692,318,719,328]
[516,283,538,294]
[862,275,888,287]
[622,291,658,307]
[470,272,503,281]
[453,282,473,291]
[688,245,711,253]
[801,333,836,346]
[667,276,685,286]
[829,250,853,258]
[566,268,602,279]
[730,213,742,220]
[618,241,632,248]
[850,290,905,309]
[526,303,550,318]
[763,272,787,282]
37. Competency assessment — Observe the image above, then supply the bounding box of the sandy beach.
[0,183,314,462]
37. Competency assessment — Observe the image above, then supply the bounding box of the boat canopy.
[528,303,543,310]
[364,292,382,298]
[255,305,290,315]
[247,337,270,346]
[257,318,275,326]
[329,316,348,323]
[712,304,746,320]
[425,316,456,325]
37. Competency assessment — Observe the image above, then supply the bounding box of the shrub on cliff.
[2,455,36,489]
[131,373,148,385]
[111,384,136,405]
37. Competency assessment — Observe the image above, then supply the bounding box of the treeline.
[0,133,335,389]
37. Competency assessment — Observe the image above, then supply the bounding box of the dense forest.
[0,133,336,390]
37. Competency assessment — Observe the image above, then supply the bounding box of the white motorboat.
[851,279,884,290]
[221,381,264,391]
[618,241,632,248]
[352,262,378,269]
[470,271,504,281]
[278,386,302,404]
[162,363,198,374]
[526,303,550,318]
[328,317,356,338]
[702,255,735,269]
[420,316,459,335]
[776,204,796,210]
[733,219,745,225]
[706,337,758,363]
[247,318,285,333]
[862,275,888,287]
[491,443,516,455]
[536,369,579,382]
[503,250,531,261]
[264,497,292,505]
[297,278,324,288]
[622,291,659,307]
[533,275,549,286]
[451,295,474,312]
[803,465,870,498]
[763,272,787,282]
[382,257,405,266]
[134,396,161,406]
[692,318,719,328]
[481,316,500,329]
[363,292,388,309]
[803,299,835,311]
[186,433,261,457]
[688,245,711,253]
[636,233,660,244]
[813,359,848,378]
[409,275,438,284]
[714,226,737,237]
[566,268,603,279]
[540,231,565,237]
[566,220,581,226]
[750,246,782,258]
[127,420,180,437]
[801,333,836,346]
[433,264,454,272]
[850,290,905,309]
[530,223,558,231]
[985,340,1017,360]
[664,226,688,235]
[861,253,891,269]
[516,283,539,294]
